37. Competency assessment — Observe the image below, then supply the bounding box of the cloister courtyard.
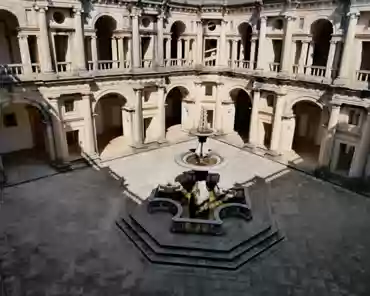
[0,139,370,295]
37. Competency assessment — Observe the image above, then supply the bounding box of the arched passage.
[165,86,188,130]
[230,88,252,143]
[238,22,253,61]
[291,100,324,162]
[94,93,127,155]
[0,9,21,65]
[311,19,333,67]
[170,21,186,59]
[0,101,56,184]
[95,15,117,62]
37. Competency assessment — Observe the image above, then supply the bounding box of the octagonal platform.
[116,177,284,270]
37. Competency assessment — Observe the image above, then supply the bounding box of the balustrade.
[304,65,326,77]
[269,62,280,73]
[356,70,370,82]
[141,59,152,68]
[0,64,24,76]
[56,62,72,73]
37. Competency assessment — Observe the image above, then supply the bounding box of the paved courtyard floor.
[1,139,370,295]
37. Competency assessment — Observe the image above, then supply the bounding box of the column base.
[131,142,145,149]
[333,77,349,86]
[244,142,257,150]
[157,138,167,145]
[266,149,281,157]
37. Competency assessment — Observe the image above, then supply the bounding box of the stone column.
[232,39,238,68]
[219,20,227,66]
[91,35,98,70]
[127,38,132,64]
[250,38,257,69]
[349,111,370,177]
[35,6,53,73]
[214,83,223,133]
[165,37,171,63]
[306,41,314,67]
[269,94,285,153]
[131,10,141,68]
[17,34,32,75]
[73,9,86,71]
[196,20,203,65]
[248,89,261,146]
[45,124,56,161]
[118,37,125,68]
[318,103,341,167]
[298,40,309,74]
[177,38,182,64]
[325,40,337,79]
[157,14,164,66]
[157,86,166,142]
[336,11,359,83]
[256,16,267,71]
[132,88,144,147]
[82,94,96,155]
[185,38,190,64]
[49,99,69,161]
[111,37,118,68]
[194,82,202,127]
[281,15,295,74]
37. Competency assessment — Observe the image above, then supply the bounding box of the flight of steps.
[117,177,284,270]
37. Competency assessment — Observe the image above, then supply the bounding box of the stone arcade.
[2,0,370,183]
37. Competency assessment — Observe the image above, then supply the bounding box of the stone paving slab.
[0,141,370,295]
[105,138,286,199]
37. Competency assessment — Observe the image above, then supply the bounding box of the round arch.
[93,88,134,108]
[230,88,252,143]
[94,92,129,155]
[0,99,57,180]
[288,99,324,165]
[286,96,323,114]
[0,5,24,26]
[94,15,117,61]
[170,21,186,60]
[310,19,333,67]
[165,86,189,133]
[0,9,22,65]
[92,13,118,29]
[237,22,253,61]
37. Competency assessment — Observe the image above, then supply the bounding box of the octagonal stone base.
[116,177,284,270]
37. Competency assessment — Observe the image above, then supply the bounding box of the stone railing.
[31,63,41,73]
[0,64,23,76]
[56,62,72,73]
[292,64,299,74]
[97,60,115,70]
[269,62,280,73]
[356,70,370,82]
[141,59,152,68]
[304,65,326,77]
[234,60,251,69]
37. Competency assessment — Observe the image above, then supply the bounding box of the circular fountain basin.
[175,150,226,171]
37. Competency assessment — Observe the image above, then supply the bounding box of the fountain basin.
[175,150,226,171]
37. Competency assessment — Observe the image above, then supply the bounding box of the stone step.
[116,217,284,270]
[126,214,276,260]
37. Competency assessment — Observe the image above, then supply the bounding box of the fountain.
[175,107,225,170]
[117,106,283,269]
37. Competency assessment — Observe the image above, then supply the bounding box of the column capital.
[157,12,165,20]
[260,15,267,21]
[72,7,83,16]
[283,14,296,21]
[33,5,48,12]
[330,102,342,109]
[347,11,360,19]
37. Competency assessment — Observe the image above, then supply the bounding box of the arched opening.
[94,93,127,156]
[292,101,323,163]
[311,19,333,67]
[0,9,21,65]
[170,21,186,59]
[0,102,55,184]
[238,22,253,61]
[95,16,117,61]
[230,88,252,143]
[165,86,188,141]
